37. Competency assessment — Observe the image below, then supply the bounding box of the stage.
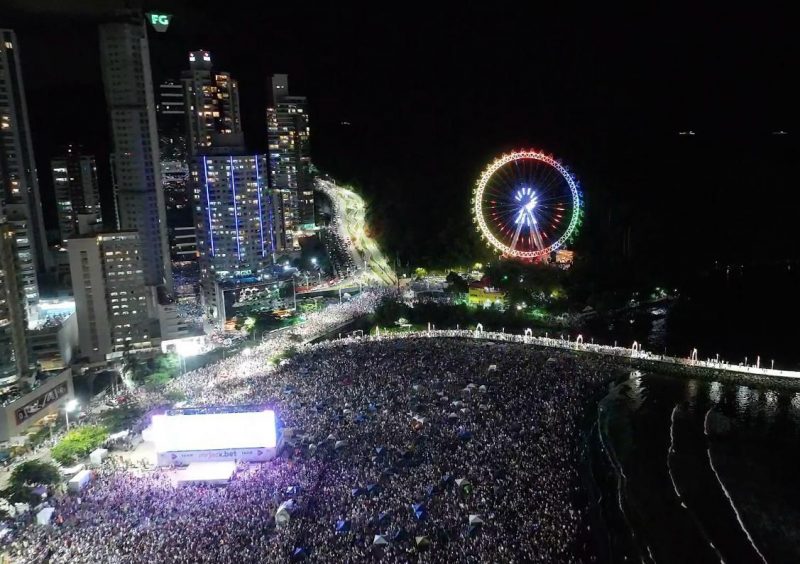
[176,461,237,486]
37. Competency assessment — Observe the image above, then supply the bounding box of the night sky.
[3,2,795,276]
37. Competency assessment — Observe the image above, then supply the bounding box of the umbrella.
[378,510,391,523]
[366,483,379,495]
[448,412,458,419]
[415,536,431,549]
[469,514,485,526]
[351,487,364,497]
[334,440,347,450]
[479,385,487,392]
[425,485,437,497]
[291,547,308,560]
[335,520,351,533]
[326,434,336,441]
[373,534,390,546]
[411,503,427,521]
[375,446,385,456]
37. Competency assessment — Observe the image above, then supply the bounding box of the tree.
[414,267,427,279]
[154,353,180,377]
[446,271,468,294]
[51,425,108,465]
[10,460,61,488]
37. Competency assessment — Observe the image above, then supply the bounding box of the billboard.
[150,410,277,466]
[15,382,69,425]
[220,280,290,321]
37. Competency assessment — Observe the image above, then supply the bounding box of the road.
[315,178,397,286]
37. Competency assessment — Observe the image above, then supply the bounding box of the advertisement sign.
[14,383,69,426]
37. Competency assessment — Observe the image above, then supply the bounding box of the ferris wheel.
[472,150,583,259]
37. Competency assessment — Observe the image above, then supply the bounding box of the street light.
[64,399,79,431]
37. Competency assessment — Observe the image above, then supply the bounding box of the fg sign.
[147,12,172,32]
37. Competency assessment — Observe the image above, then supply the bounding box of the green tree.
[9,460,61,488]
[51,425,108,465]
[413,267,428,279]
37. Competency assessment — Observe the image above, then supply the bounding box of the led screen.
[151,410,276,453]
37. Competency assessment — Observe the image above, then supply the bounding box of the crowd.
[5,327,620,563]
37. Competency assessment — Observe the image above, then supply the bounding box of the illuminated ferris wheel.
[472,150,583,259]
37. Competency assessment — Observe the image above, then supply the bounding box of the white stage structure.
[150,408,278,466]
[176,461,237,485]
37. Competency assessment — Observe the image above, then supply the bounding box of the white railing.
[337,329,800,380]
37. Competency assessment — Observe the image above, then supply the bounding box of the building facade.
[0,219,28,385]
[1,30,50,310]
[68,230,155,362]
[182,51,242,157]
[99,12,172,291]
[266,74,313,251]
[51,145,102,244]
[192,154,275,320]
[0,368,74,442]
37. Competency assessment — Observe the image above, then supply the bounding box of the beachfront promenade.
[347,327,800,381]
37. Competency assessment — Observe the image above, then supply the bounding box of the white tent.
[469,514,484,526]
[36,507,55,526]
[372,534,390,546]
[60,464,84,477]
[90,448,108,466]
[275,500,294,526]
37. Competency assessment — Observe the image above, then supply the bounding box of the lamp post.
[64,399,79,431]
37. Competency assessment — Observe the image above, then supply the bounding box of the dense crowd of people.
[4,322,621,562]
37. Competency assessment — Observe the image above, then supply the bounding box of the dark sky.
[3,2,796,272]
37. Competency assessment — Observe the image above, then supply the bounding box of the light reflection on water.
[709,381,722,404]
[597,372,800,563]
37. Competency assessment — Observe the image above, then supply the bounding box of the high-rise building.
[1,30,51,308]
[156,79,187,163]
[157,79,193,257]
[51,145,102,244]
[68,229,154,362]
[99,12,172,291]
[0,218,29,384]
[267,73,313,251]
[182,51,242,157]
[192,154,275,320]
[157,80,185,135]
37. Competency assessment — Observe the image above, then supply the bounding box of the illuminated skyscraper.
[0,30,51,310]
[0,218,29,384]
[51,145,102,244]
[68,229,154,362]
[99,12,172,291]
[192,154,275,320]
[182,51,242,156]
[266,74,313,251]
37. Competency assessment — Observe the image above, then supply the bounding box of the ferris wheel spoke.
[474,150,582,258]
